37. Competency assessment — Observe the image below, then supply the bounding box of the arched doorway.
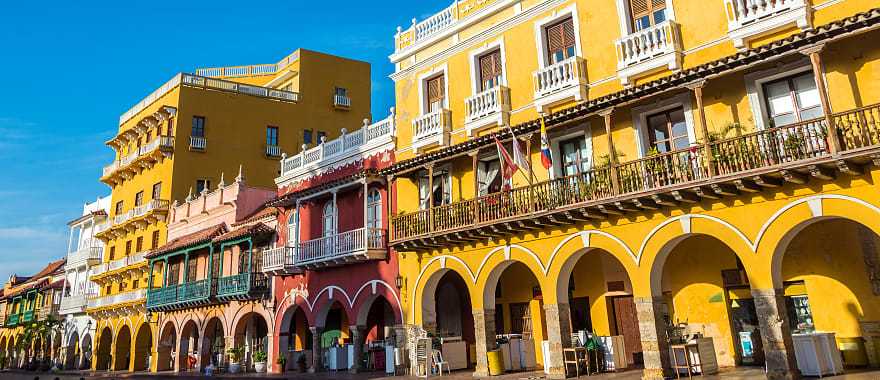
[422,270,475,369]
[113,325,132,371]
[133,324,152,371]
[80,333,92,370]
[557,248,642,368]
[52,331,62,367]
[33,335,43,363]
[65,331,79,370]
[179,320,200,372]
[200,317,225,370]
[233,312,269,371]
[652,234,754,370]
[360,296,396,345]
[7,336,17,369]
[0,336,6,369]
[157,322,176,371]
[774,218,880,367]
[484,261,548,369]
[278,306,312,372]
[95,327,113,371]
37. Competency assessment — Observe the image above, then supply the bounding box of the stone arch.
[132,323,152,371]
[79,332,92,370]
[355,292,400,327]
[479,257,547,308]
[95,326,113,371]
[314,299,351,348]
[156,320,177,372]
[199,317,225,370]
[277,302,312,358]
[232,311,271,370]
[547,231,642,304]
[65,329,79,369]
[411,255,477,324]
[178,319,200,372]
[113,324,132,371]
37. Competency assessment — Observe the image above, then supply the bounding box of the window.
[629,0,667,31]
[151,230,160,249]
[132,279,139,289]
[509,302,530,334]
[136,236,143,252]
[187,259,197,282]
[646,107,690,153]
[335,87,348,97]
[545,18,576,64]
[418,169,451,209]
[152,182,162,200]
[125,240,132,255]
[134,191,144,207]
[323,201,337,237]
[366,189,382,229]
[762,72,823,128]
[478,50,503,92]
[560,136,592,177]
[316,131,327,143]
[168,262,180,285]
[426,75,446,113]
[287,212,298,245]
[212,251,221,278]
[115,201,124,215]
[166,119,174,136]
[146,130,153,143]
[191,116,206,138]
[109,246,116,261]
[477,158,503,196]
[303,129,313,145]
[266,126,279,146]
[196,179,211,194]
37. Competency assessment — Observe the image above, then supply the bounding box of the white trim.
[613,0,678,36]
[467,38,508,96]
[548,122,593,179]
[744,58,814,130]
[417,64,450,116]
[630,92,697,157]
[533,4,583,69]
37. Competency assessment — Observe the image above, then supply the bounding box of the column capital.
[597,107,615,117]
[684,79,707,91]
[798,42,826,56]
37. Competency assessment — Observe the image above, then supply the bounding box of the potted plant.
[276,355,287,373]
[226,346,244,374]
[253,350,268,373]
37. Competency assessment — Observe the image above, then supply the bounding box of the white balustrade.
[465,86,510,123]
[412,109,452,149]
[416,4,456,41]
[59,293,96,314]
[91,252,147,277]
[296,228,386,266]
[195,51,300,78]
[103,136,175,178]
[190,136,207,150]
[724,0,809,48]
[266,145,282,157]
[334,95,352,108]
[533,57,588,99]
[615,21,680,69]
[278,112,395,178]
[87,289,146,309]
[261,247,297,273]
[67,246,102,267]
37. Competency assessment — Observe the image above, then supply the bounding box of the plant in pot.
[276,355,287,373]
[226,346,244,374]
[253,350,268,373]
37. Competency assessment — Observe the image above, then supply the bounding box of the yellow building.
[89,49,372,372]
[387,1,880,379]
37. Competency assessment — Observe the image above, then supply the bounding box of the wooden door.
[610,296,643,366]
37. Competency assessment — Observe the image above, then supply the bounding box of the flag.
[494,136,517,187]
[540,117,553,170]
[509,128,531,177]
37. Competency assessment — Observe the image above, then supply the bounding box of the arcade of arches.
[400,189,880,379]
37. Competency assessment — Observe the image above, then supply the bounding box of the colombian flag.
[540,117,553,170]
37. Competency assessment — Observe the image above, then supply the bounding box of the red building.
[262,111,400,373]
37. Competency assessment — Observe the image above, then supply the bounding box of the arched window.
[323,201,337,237]
[287,211,298,245]
[366,189,382,230]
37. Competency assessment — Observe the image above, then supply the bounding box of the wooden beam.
[563,210,594,222]
[808,165,836,181]
[597,205,622,215]
[672,190,699,204]
[711,183,739,196]
[632,198,659,210]
[734,179,761,193]
[693,187,719,200]
[836,160,863,176]
[781,170,808,184]
[614,201,639,212]
[752,175,783,188]
[651,193,679,206]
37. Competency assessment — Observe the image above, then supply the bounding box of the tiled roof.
[381,7,880,175]
[31,259,66,279]
[233,206,279,227]
[43,279,66,290]
[146,224,228,258]
[213,222,275,244]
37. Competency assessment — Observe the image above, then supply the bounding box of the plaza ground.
[4,367,880,380]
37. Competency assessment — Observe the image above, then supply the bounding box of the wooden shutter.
[479,50,502,86]
[546,18,575,55]
[427,75,445,106]
[629,0,649,17]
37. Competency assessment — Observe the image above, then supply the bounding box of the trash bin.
[487,349,505,376]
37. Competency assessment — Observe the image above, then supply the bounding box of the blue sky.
[0,1,447,281]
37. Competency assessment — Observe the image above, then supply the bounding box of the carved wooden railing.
[391,103,880,243]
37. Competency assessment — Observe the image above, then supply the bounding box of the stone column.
[472,308,496,377]
[543,303,573,379]
[634,296,671,380]
[753,288,800,380]
[266,333,276,373]
[350,325,365,373]
[309,327,323,373]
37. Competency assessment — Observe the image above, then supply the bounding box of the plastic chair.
[431,349,450,376]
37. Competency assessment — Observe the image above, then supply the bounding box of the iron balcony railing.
[216,273,268,298]
[6,313,20,326]
[296,227,387,266]
[391,103,880,243]
[146,279,213,310]
[21,310,34,323]
[261,247,297,273]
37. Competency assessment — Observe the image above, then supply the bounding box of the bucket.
[487,349,505,376]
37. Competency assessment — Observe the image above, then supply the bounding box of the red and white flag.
[494,136,517,188]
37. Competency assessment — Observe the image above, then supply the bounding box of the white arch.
[546,230,638,272]
[277,280,405,326]
[475,244,548,277]
[409,255,476,323]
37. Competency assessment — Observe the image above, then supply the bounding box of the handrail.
[391,103,880,242]
[296,227,387,265]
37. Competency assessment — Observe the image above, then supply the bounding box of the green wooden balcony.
[216,273,268,301]
[146,279,214,311]
[6,313,20,326]
[21,310,34,323]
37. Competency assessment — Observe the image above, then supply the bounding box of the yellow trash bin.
[487,349,505,376]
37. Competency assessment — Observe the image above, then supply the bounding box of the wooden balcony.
[37,304,59,321]
[390,104,880,251]
[146,279,214,312]
[216,273,268,301]
[5,313,19,327]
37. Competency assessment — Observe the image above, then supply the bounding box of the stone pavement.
[3,367,880,380]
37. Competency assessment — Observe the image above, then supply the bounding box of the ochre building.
[386,0,880,379]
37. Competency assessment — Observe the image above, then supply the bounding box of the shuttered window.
[479,50,503,91]
[426,75,445,112]
[630,0,667,31]
[545,18,576,64]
